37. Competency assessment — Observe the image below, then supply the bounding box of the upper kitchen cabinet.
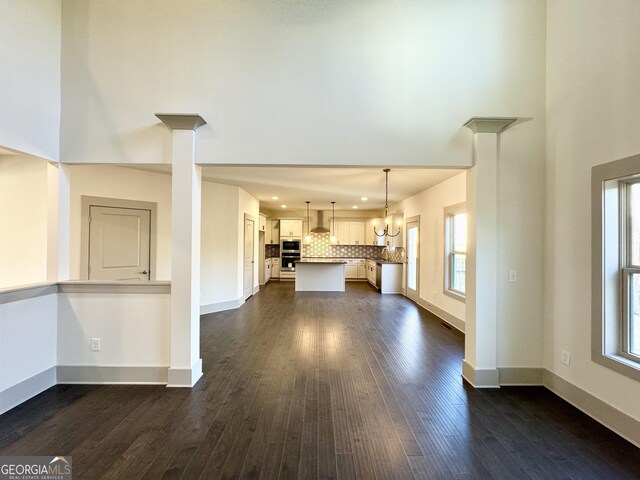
[333,220,365,245]
[385,214,404,248]
[267,219,280,244]
[259,214,267,232]
[366,218,386,246]
[280,219,303,237]
[335,221,350,245]
[350,221,365,245]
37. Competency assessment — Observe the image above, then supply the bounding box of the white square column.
[47,162,70,282]
[157,113,206,388]
[462,117,517,388]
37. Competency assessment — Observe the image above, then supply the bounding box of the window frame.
[592,154,640,382]
[444,202,466,302]
[620,180,640,362]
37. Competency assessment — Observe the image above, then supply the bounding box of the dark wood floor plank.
[278,348,309,479]
[0,282,638,480]
[336,453,356,480]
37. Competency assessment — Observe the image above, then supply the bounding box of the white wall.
[60,0,545,168]
[545,1,640,419]
[0,1,61,160]
[68,165,172,280]
[0,293,58,414]
[57,292,170,366]
[496,123,546,369]
[200,183,259,309]
[67,166,260,307]
[396,172,467,326]
[0,156,49,288]
[201,182,239,307]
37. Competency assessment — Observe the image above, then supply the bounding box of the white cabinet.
[336,221,350,244]
[267,220,279,244]
[384,215,403,248]
[357,259,366,279]
[333,220,366,245]
[259,214,267,232]
[379,263,403,293]
[344,258,366,279]
[366,218,386,246]
[271,257,280,278]
[345,259,358,278]
[265,259,271,282]
[351,222,365,245]
[280,219,302,237]
[366,260,376,285]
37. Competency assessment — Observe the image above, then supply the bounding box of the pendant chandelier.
[374,168,400,238]
[330,201,337,244]
[305,201,311,244]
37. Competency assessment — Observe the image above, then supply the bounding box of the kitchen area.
[258,209,404,294]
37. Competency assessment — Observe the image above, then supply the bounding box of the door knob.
[140,270,148,275]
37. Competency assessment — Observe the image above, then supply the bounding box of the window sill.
[592,351,640,382]
[444,289,466,303]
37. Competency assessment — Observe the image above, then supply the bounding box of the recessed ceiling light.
[352,205,358,209]
[361,197,368,201]
[281,204,287,208]
[272,196,279,200]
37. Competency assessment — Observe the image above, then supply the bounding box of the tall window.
[622,182,640,359]
[444,203,466,301]
[592,154,640,381]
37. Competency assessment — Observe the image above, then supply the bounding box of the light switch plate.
[509,270,518,282]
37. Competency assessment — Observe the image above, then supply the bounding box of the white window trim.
[619,179,640,363]
[444,202,466,303]
[592,153,640,382]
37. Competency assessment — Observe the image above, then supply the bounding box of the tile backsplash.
[265,244,280,258]
[302,233,384,258]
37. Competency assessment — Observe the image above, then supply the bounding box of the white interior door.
[406,219,419,301]
[89,206,151,281]
[244,217,255,299]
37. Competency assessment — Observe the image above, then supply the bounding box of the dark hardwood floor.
[1,281,639,479]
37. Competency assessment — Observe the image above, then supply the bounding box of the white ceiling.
[125,165,463,211]
[202,166,462,211]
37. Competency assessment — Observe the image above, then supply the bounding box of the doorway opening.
[81,196,157,281]
[244,213,256,300]
[406,216,420,302]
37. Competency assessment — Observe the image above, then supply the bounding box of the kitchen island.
[294,259,346,292]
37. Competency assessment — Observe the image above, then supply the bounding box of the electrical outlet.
[509,269,518,282]
[91,337,101,352]
[561,350,571,366]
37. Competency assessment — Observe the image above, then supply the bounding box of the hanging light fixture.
[305,201,312,244]
[374,168,401,238]
[330,201,337,244]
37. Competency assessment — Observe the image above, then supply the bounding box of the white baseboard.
[411,295,465,333]
[167,359,203,388]
[200,297,244,315]
[462,360,500,388]
[0,366,57,415]
[543,369,640,448]
[498,367,544,385]
[57,365,168,384]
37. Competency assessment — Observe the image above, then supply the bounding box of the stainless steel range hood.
[310,210,331,234]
